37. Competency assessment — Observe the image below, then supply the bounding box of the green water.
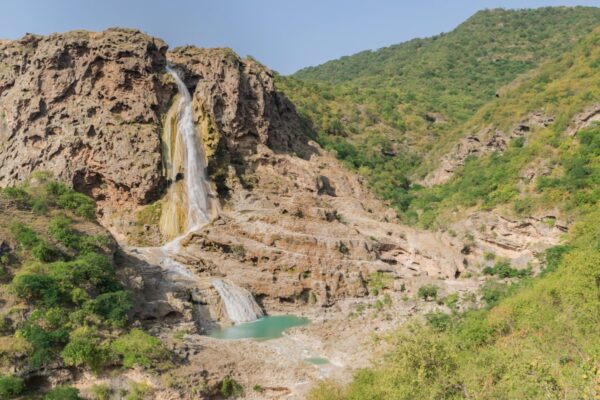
[305,357,330,365]
[210,315,310,340]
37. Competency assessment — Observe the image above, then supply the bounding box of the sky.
[1,0,599,74]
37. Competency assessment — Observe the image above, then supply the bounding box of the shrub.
[45,181,69,196]
[111,329,167,369]
[480,281,509,307]
[10,222,39,248]
[48,253,117,293]
[32,198,49,215]
[482,260,531,278]
[443,293,459,310]
[90,384,111,400]
[61,326,109,372]
[48,214,80,249]
[21,309,69,367]
[0,374,24,399]
[426,312,453,332]
[220,377,244,398]
[418,285,438,301]
[1,187,31,208]
[84,291,132,326]
[56,191,96,219]
[32,241,60,263]
[541,244,572,275]
[44,386,82,400]
[13,274,61,306]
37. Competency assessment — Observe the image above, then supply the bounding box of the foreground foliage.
[0,176,168,395]
[309,210,600,399]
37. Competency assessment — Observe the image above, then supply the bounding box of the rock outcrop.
[0,29,174,215]
[566,103,600,136]
[423,111,554,186]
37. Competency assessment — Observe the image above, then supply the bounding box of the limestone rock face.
[0,29,173,212]
[167,47,308,160]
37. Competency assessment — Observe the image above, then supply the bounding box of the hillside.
[278,7,600,215]
[300,12,600,400]
[0,175,169,399]
[406,27,600,229]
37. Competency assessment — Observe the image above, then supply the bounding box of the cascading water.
[165,66,211,233]
[212,279,265,324]
[128,67,263,327]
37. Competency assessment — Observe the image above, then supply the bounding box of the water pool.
[210,315,310,340]
[305,357,330,365]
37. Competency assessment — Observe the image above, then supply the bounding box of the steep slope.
[407,27,600,229]
[279,7,600,214]
[307,24,600,400]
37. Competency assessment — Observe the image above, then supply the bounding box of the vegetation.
[111,329,169,369]
[309,210,600,399]
[482,260,531,278]
[0,177,168,395]
[0,375,24,399]
[279,9,600,222]
[283,8,600,400]
[220,377,244,398]
[44,386,82,400]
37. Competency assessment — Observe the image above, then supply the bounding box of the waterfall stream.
[165,66,211,232]
[140,67,264,325]
[212,279,265,324]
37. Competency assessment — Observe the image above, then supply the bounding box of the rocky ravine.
[0,29,566,399]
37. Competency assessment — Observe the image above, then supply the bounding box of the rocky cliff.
[0,29,171,210]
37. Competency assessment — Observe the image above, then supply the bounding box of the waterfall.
[131,67,264,329]
[165,66,211,233]
[212,279,264,324]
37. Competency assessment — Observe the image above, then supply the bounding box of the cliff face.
[0,30,311,238]
[0,29,172,212]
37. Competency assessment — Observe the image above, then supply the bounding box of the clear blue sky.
[1,0,599,74]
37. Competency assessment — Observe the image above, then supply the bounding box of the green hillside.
[277,7,600,216]
[0,175,168,398]
[288,10,600,400]
[310,209,600,399]
[307,27,600,399]
[407,27,600,228]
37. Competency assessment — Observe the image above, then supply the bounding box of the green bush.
[32,198,49,215]
[0,374,24,399]
[482,260,531,278]
[21,309,69,367]
[32,241,61,263]
[89,384,111,400]
[220,377,244,398]
[61,326,109,372]
[417,285,438,301]
[111,329,167,369]
[56,191,96,219]
[425,312,453,332]
[44,386,82,400]
[1,187,31,208]
[541,244,572,275]
[84,291,132,326]
[10,222,39,248]
[480,281,509,307]
[48,253,117,293]
[48,214,80,249]
[13,274,61,306]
